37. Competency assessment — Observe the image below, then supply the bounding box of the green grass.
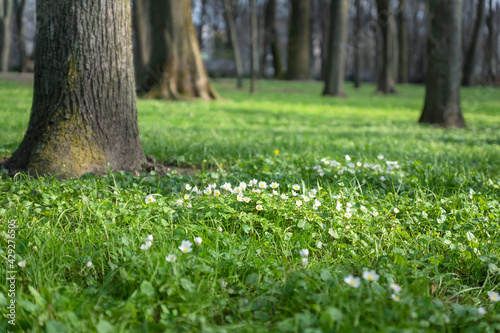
[1,78,500,332]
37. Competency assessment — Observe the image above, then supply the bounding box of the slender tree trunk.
[7,0,145,176]
[146,0,218,100]
[0,0,14,72]
[223,0,243,88]
[133,0,151,91]
[375,0,396,93]
[485,0,497,82]
[353,0,362,88]
[13,0,26,72]
[419,0,466,128]
[250,0,258,93]
[286,0,311,80]
[462,0,485,86]
[323,0,348,97]
[397,0,408,83]
[262,0,282,78]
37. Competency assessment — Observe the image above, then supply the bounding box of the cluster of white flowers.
[165,237,202,263]
[299,248,309,266]
[140,234,154,251]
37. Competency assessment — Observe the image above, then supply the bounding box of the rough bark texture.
[146,0,218,100]
[0,0,13,72]
[353,0,362,88]
[462,0,485,86]
[485,0,497,82]
[14,0,26,72]
[262,0,282,78]
[133,0,151,91]
[223,0,243,88]
[286,0,310,80]
[250,0,258,93]
[397,0,408,83]
[375,0,396,93]
[323,0,348,97]
[6,0,146,176]
[419,0,466,128]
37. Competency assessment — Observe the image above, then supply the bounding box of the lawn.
[1,78,499,332]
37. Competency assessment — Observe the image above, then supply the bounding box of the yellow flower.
[274,150,280,155]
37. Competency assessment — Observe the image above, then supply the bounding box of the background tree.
[462,0,485,86]
[223,0,244,88]
[133,0,152,91]
[397,0,408,83]
[262,0,282,78]
[485,0,498,83]
[286,0,310,80]
[145,0,219,100]
[419,0,466,128]
[7,0,145,175]
[353,0,363,88]
[323,0,348,97]
[13,0,26,72]
[250,0,258,93]
[375,0,396,93]
[0,0,13,72]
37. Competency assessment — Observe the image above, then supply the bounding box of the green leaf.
[46,321,68,333]
[297,220,306,228]
[320,269,333,281]
[245,273,260,286]
[140,281,155,298]
[0,292,7,307]
[95,319,115,333]
[180,278,195,292]
[452,303,467,316]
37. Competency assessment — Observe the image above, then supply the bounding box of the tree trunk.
[250,0,258,93]
[375,0,396,93]
[133,0,152,91]
[6,0,145,176]
[485,0,497,83]
[397,0,408,83]
[286,0,311,80]
[323,0,348,97]
[14,0,26,72]
[223,0,243,88]
[419,0,466,128]
[262,0,282,78]
[353,0,362,88]
[462,0,485,86]
[146,0,219,100]
[0,0,14,72]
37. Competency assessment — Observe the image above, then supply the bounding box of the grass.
[1,78,499,332]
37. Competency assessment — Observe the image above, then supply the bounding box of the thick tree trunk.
[146,0,219,100]
[397,0,408,83]
[323,0,348,97]
[375,0,396,93]
[262,0,282,78]
[133,0,151,91]
[462,0,485,86]
[353,0,362,88]
[286,0,311,80]
[250,0,258,93]
[223,0,243,88]
[7,0,145,176]
[0,0,13,72]
[14,0,26,72]
[419,0,466,128]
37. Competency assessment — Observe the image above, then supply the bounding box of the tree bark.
[262,0,282,78]
[133,0,151,91]
[0,0,14,72]
[6,0,145,176]
[323,0,348,97]
[397,0,408,83]
[485,0,497,83]
[286,0,311,80]
[223,0,244,88]
[375,0,396,93]
[14,0,26,72]
[419,0,466,128]
[462,0,485,86]
[353,0,362,88]
[146,0,219,100]
[250,0,258,93]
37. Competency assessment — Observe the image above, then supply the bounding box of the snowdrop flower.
[296,200,303,207]
[178,240,193,253]
[393,207,400,214]
[270,182,279,189]
[378,154,384,160]
[488,291,499,302]
[292,190,298,197]
[185,184,192,191]
[256,204,263,211]
[478,307,486,316]
[176,199,183,206]
[18,260,26,268]
[166,254,176,262]
[299,248,309,257]
[214,189,221,196]
[258,181,267,189]
[281,194,289,200]
[391,294,400,302]
[145,194,156,204]
[372,211,379,217]
[345,212,352,219]
[344,275,360,288]
[194,237,202,245]
[362,270,380,282]
[141,240,153,251]
[301,258,308,266]
[293,184,300,191]
[86,261,93,268]
[184,194,190,200]
[390,283,402,294]
[345,155,351,161]
[146,235,154,242]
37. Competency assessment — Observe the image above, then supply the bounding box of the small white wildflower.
[184,194,190,200]
[194,237,202,245]
[380,176,386,181]
[344,275,360,288]
[301,257,308,266]
[258,181,267,189]
[292,184,300,191]
[145,194,156,204]
[185,184,192,191]
[140,240,153,251]
[362,270,380,282]
[178,240,193,253]
[33,246,38,251]
[393,207,400,213]
[281,194,289,200]
[338,170,343,175]
[146,235,154,242]
[360,205,367,212]
[391,294,401,302]
[86,260,93,268]
[18,260,26,268]
[488,291,499,302]
[218,226,223,232]
[192,186,198,192]
[296,200,303,207]
[252,189,262,194]
[303,197,310,203]
[166,254,176,262]
[345,155,351,161]
[244,197,250,203]
[249,179,258,186]
[345,212,352,219]
[292,190,298,197]
[219,279,228,289]
[336,201,342,211]
[390,283,402,294]
[176,199,183,206]
[187,203,192,208]
[204,187,212,195]
[478,307,486,316]
[378,154,384,160]
[270,182,279,189]
[237,195,244,202]
[372,211,379,217]
[299,248,309,258]
[256,204,263,211]
[214,189,220,196]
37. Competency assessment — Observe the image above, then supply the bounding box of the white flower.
[244,197,250,203]
[345,155,351,161]
[252,189,262,194]
[237,195,244,202]
[477,307,486,316]
[33,246,38,251]
[313,199,321,210]
[214,189,220,196]
[380,176,386,181]
[309,189,317,197]
[393,207,399,213]
[345,212,352,219]
[218,226,223,232]
[296,200,302,207]
[258,181,267,189]
[239,182,247,189]
[185,184,192,191]
[210,183,217,189]
[336,201,342,211]
[178,240,193,253]
[356,162,362,167]
[146,234,154,242]
[86,260,93,268]
[194,237,202,245]
[204,187,212,195]
[292,190,298,197]
[281,194,289,200]
[360,205,367,212]
[292,184,300,191]
[187,203,192,208]
[176,199,183,206]
[141,240,153,251]
[249,179,257,186]
[273,190,279,196]
[145,194,156,204]
[219,279,228,289]
[301,257,308,266]
[256,204,263,211]
[344,275,360,288]
[338,170,343,175]
[390,283,402,294]
[346,202,352,208]
[270,182,279,189]
[378,154,384,160]
[372,211,379,217]
[184,194,190,200]
[18,260,26,268]
[488,291,499,302]
[166,254,176,262]
[303,197,310,202]
[362,270,380,281]
[299,248,309,257]
[391,294,400,302]
[192,186,198,192]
